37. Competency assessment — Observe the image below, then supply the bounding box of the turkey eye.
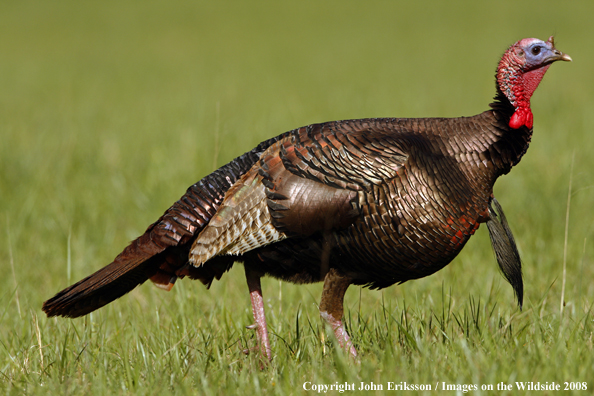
[531,46,541,55]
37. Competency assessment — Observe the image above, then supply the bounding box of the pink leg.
[245,266,272,362]
[319,268,357,357]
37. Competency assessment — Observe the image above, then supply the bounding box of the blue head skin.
[520,37,572,71]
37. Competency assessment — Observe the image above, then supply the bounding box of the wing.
[189,119,410,266]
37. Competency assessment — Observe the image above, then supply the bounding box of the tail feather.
[42,232,165,318]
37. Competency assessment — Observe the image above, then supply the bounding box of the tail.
[42,232,168,317]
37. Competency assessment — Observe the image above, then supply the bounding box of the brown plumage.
[43,37,571,360]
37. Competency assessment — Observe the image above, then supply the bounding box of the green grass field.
[1,1,593,394]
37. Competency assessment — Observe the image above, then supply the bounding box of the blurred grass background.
[1,0,593,394]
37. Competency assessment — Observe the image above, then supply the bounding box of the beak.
[544,48,572,64]
[558,52,573,62]
[551,48,573,62]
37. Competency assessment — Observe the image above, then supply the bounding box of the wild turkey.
[43,37,571,360]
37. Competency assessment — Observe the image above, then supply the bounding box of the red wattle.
[526,111,533,129]
[509,108,533,129]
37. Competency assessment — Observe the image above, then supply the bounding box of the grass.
[1,0,594,394]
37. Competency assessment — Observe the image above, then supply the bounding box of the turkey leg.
[319,268,357,357]
[245,266,272,362]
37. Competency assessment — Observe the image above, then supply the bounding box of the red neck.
[497,52,550,129]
